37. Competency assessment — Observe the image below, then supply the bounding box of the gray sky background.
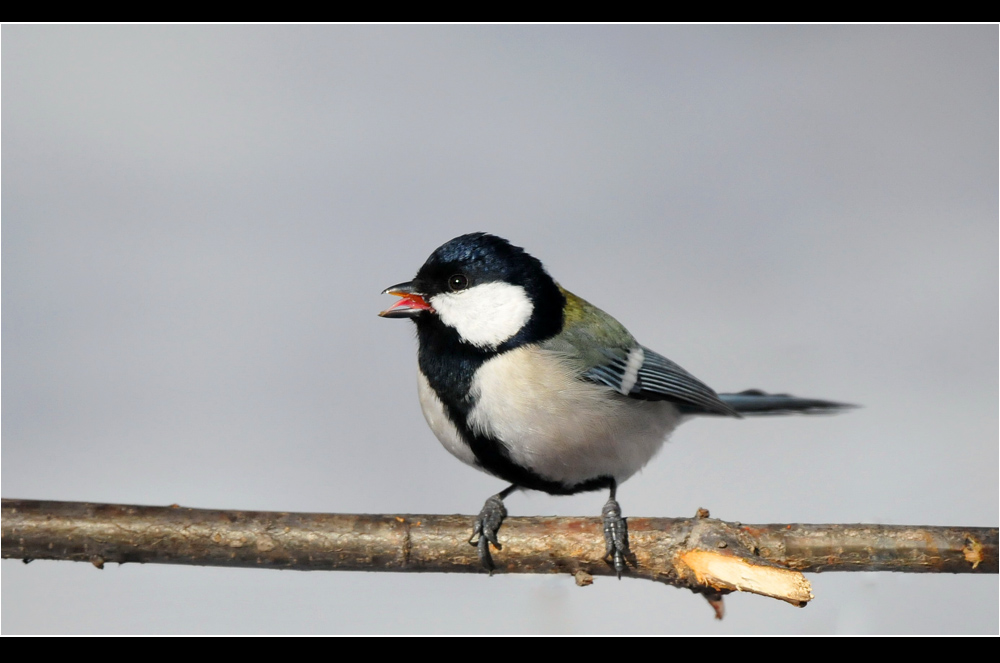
[2,25,997,634]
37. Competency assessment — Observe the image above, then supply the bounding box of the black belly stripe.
[416,318,613,495]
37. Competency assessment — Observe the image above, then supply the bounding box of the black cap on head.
[413,233,566,348]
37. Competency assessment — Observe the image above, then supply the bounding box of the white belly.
[419,346,682,486]
[417,370,479,468]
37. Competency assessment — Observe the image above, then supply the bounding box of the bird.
[379,232,853,575]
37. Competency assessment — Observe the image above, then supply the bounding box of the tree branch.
[3,499,995,615]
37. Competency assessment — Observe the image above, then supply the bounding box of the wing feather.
[584,345,738,416]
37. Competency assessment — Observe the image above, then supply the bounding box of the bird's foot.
[602,497,635,578]
[469,493,508,573]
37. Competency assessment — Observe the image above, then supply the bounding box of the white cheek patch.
[430,282,534,349]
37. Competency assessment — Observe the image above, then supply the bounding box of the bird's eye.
[448,274,469,291]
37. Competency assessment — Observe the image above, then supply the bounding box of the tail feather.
[683,388,857,416]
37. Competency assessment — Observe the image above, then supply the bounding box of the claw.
[469,493,508,573]
[602,497,636,577]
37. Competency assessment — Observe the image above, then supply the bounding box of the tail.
[685,388,857,416]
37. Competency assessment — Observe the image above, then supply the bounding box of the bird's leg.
[469,484,518,573]
[602,480,635,578]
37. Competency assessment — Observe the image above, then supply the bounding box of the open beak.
[379,281,434,318]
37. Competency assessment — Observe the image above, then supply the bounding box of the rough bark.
[3,499,995,613]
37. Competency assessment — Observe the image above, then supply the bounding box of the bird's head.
[380,233,565,350]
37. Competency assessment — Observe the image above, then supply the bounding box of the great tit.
[380,232,852,575]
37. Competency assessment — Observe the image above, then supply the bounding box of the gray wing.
[584,345,739,417]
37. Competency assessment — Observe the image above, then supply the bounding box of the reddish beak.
[379,282,434,318]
